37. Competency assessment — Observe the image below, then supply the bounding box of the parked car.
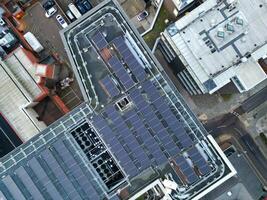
[42,0,55,10]
[137,10,149,21]
[75,0,92,14]
[66,10,75,21]
[24,32,44,53]
[68,3,82,19]
[45,6,57,18]
[56,14,68,28]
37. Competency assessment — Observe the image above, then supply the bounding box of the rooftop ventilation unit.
[217,30,225,39]
[210,19,216,27]
[167,24,179,36]
[116,96,131,111]
[225,23,235,33]
[235,17,244,26]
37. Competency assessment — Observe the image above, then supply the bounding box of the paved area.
[57,79,83,109]
[205,113,267,185]
[22,2,69,61]
[55,0,103,13]
[21,2,84,110]
[120,0,158,34]
[238,101,267,159]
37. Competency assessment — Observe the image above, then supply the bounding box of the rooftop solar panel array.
[108,56,135,90]
[125,110,168,166]
[113,36,146,81]
[100,76,120,98]
[188,147,211,175]
[142,81,194,149]
[0,138,101,200]
[91,114,139,178]
[2,175,26,200]
[175,156,199,184]
[105,106,151,171]
[91,31,108,50]
[129,88,180,158]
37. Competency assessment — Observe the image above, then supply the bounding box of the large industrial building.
[0,0,236,199]
[162,0,267,95]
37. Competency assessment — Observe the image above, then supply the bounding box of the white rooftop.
[4,47,42,99]
[165,0,267,93]
[0,61,46,141]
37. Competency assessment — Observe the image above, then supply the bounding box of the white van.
[66,10,75,21]
[68,3,82,19]
[23,32,44,53]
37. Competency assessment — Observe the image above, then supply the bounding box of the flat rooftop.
[165,0,267,93]
[0,1,235,200]
[0,59,46,142]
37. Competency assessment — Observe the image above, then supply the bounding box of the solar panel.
[100,76,120,98]
[91,31,108,50]
[15,166,45,200]
[125,54,136,64]
[115,146,139,177]
[123,162,139,178]
[188,147,211,175]
[52,141,100,199]
[112,36,147,82]
[105,106,118,120]
[196,159,211,175]
[108,58,134,90]
[134,148,151,170]
[129,88,181,157]
[0,191,7,200]
[121,49,132,58]
[174,156,198,184]
[142,81,159,100]
[105,106,151,170]
[92,115,106,131]
[180,137,193,149]
[2,175,26,200]
[41,149,82,200]
[152,150,168,165]
[94,114,139,178]
[150,95,193,149]
[28,158,63,200]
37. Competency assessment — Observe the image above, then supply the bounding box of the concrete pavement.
[205,113,267,186]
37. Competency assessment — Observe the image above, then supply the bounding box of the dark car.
[137,10,149,21]
[75,0,92,14]
[42,0,55,10]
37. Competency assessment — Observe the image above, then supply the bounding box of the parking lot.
[55,0,103,13]
[21,1,83,110]
[22,2,69,61]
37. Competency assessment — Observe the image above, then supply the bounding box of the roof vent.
[116,96,131,111]
[217,30,225,39]
[235,17,244,26]
[241,57,248,62]
[210,19,216,27]
[241,37,246,43]
[225,23,235,33]
[167,24,179,36]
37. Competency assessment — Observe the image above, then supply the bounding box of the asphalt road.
[236,85,267,114]
[205,113,267,186]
